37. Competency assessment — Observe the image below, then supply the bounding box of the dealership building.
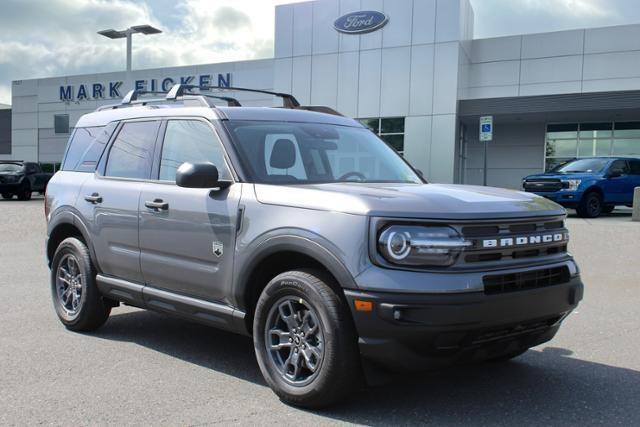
[6,0,640,188]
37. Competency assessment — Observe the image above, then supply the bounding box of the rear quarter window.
[61,123,116,172]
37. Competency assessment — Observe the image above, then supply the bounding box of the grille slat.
[483,266,570,295]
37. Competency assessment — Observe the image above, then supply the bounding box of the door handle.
[84,193,102,204]
[145,199,169,211]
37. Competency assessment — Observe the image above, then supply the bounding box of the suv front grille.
[458,217,568,266]
[523,179,563,192]
[483,266,570,295]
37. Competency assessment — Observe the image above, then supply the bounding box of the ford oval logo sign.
[333,11,388,34]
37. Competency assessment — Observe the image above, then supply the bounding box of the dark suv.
[45,85,584,408]
[523,157,640,217]
[0,161,52,200]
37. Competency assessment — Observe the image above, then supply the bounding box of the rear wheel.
[50,237,110,331]
[253,269,360,408]
[1,193,12,200]
[576,191,602,218]
[17,183,31,201]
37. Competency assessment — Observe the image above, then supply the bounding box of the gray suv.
[45,85,584,408]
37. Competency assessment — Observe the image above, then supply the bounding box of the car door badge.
[212,241,223,257]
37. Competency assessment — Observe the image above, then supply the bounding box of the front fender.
[232,229,360,311]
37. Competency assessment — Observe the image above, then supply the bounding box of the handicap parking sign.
[479,116,493,141]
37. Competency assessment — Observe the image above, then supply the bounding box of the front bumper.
[0,182,22,193]
[345,275,583,371]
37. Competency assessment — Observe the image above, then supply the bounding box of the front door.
[603,159,633,204]
[138,119,239,303]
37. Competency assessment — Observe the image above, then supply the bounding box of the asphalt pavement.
[1,196,639,426]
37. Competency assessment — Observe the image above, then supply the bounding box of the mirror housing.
[176,162,221,188]
[607,170,623,179]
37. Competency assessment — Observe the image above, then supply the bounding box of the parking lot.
[0,196,639,426]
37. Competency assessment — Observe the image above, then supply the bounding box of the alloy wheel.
[264,296,325,386]
[55,254,84,317]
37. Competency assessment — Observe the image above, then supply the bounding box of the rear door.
[138,118,240,302]
[77,120,161,283]
[602,159,633,204]
[628,160,640,203]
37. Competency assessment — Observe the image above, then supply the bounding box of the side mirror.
[607,170,623,179]
[176,162,221,188]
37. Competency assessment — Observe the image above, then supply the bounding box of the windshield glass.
[0,163,22,172]
[224,121,422,184]
[553,158,609,173]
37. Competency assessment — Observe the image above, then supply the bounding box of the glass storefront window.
[357,117,405,154]
[545,121,640,170]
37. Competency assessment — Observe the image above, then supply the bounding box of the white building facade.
[7,0,640,188]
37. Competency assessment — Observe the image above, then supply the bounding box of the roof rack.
[167,84,301,108]
[96,84,342,116]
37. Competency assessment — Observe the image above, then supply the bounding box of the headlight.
[377,225,471,267]
[561,179,581,191]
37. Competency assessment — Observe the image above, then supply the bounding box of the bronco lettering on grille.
[481,233,568,248]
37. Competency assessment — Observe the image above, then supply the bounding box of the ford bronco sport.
[45,85,584,408]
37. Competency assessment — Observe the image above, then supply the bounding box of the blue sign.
[59,73,231,102]
[481,124,491,132]
[333,11,388,34]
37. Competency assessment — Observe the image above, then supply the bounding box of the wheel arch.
[47,211,99,271]
[234,234,358,334]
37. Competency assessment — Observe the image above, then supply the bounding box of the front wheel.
[50,237,111,331]
[253,269,360,408]
[576,192,602,218]
[1,193,12,200]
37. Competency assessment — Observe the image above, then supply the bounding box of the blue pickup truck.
[523,157,640,218]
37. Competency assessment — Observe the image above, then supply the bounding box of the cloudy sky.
[2,0,640,104]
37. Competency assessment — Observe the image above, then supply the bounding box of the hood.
[525,172,601,180]
[253,183,565,220]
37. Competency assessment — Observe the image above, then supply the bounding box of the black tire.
[576,191,602,218]
[17,183,31,201]
[253,269,360,408]
[1,193,12,200]
[487,348,529,363]
[50,237,110,331]
[602,205,615,214]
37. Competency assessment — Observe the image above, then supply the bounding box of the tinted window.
[105,121,160,179]
[0,163,23,172]
[609,160,630,174]
[629,160,640,175]
[61,126,111,172]
[159,120,230,181]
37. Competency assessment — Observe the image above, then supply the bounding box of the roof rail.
[166,84,301,108]
[121,89,167,104]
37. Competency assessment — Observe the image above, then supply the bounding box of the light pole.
[98,25,162,72]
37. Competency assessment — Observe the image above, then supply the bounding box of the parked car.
[522,157,640,218]
[45,85,583,408]
[0,161,52,200]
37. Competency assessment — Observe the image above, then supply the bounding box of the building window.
[545,122,640,171]
[54,114,69,134]
[357,117,405,154]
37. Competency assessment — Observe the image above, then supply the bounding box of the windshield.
[0,163,22,172]
[553,158,609,173]
[224,121,422,184]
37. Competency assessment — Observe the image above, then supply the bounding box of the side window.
[26,163,37,173]
[159,120,231,182]
[105,121,160,179]
[61,125,110,172]
[263,134,307,180]
[609,160,630,175]
[629,160,640,175]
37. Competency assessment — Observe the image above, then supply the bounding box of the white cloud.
[0,0,309,104]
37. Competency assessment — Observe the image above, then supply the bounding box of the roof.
[76,103,364,128]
